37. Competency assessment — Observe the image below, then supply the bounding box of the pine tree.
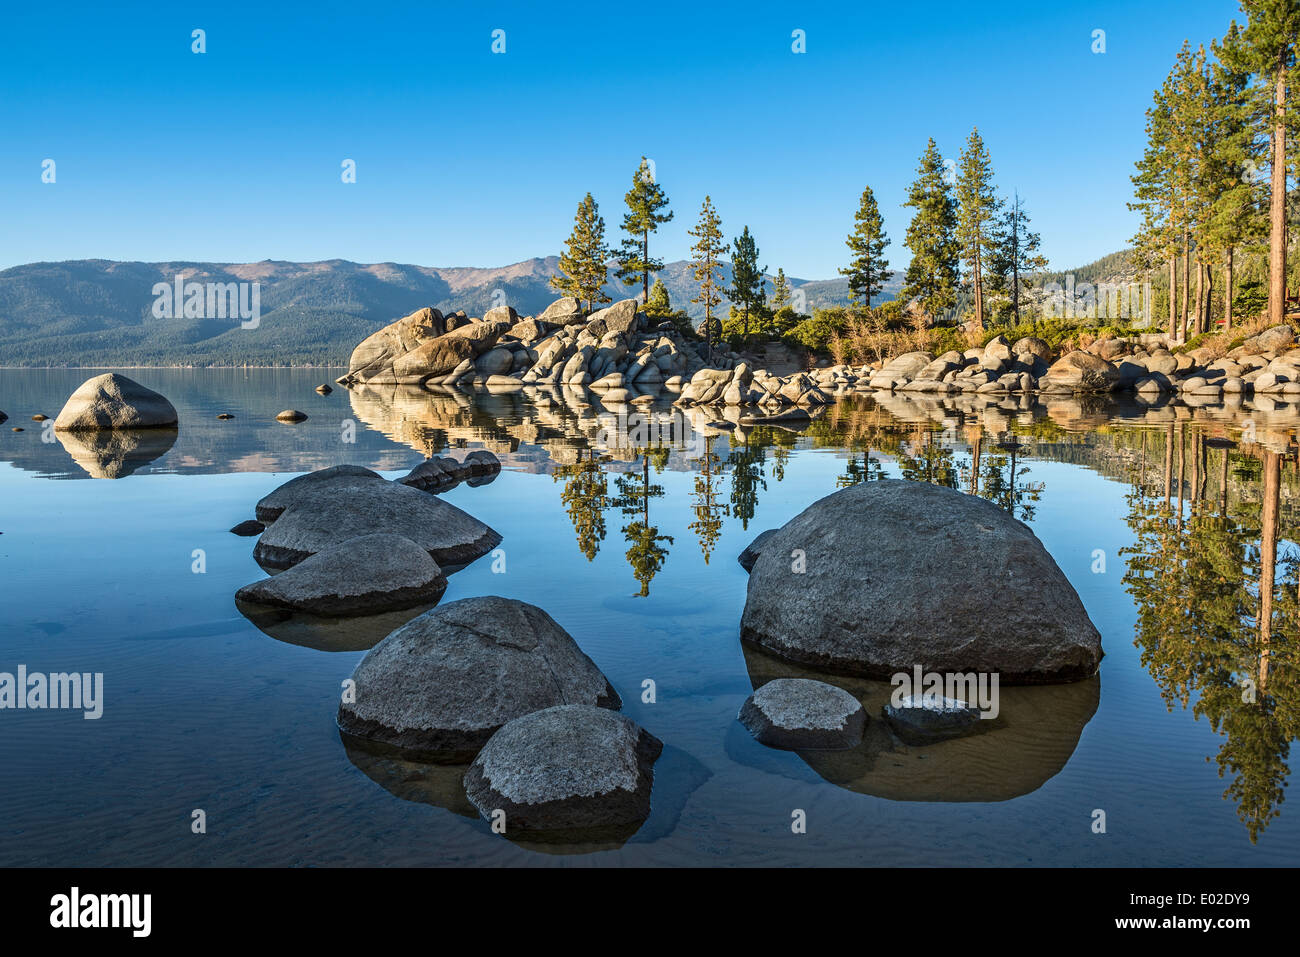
[989,191,1048,324]
[1131,72,1181,336]
[644,278,672,317]
[730,226,766,337]
[901,138,959,322]
[688,196,726,353]
[551,193,611,312]
[1207,22,1268,330]
[615,157,674,301]
[839,185,892,309]
[771,268,791,309]
[1222,0,1298,326]
[955,128,1004,332]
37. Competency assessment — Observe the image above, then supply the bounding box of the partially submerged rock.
[53,373,178,431]
[236,533,447,616]
[336,597,619,757]
[276,409,308,422]
[738,480,1103,683]
[230,520,265,536]
[400,449,501,493]
[463,704,661,834]
[254,478,501,569]
[738,678,866,750]
[255,465,385,523]
[882,695,989,746]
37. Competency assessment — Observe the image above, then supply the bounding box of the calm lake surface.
[1,367,1297,866]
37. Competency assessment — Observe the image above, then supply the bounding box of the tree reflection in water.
[1122,425,1300,843]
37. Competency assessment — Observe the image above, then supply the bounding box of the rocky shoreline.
[334,296,1300,415]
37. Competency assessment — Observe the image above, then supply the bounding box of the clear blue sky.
[0,0,1243,278]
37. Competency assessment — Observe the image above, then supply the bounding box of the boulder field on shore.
[738,479,1103,684]
[334,296,1300,410]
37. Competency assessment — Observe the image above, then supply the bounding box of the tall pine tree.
[615,157,674,301]
[839,185,892,309]
[551,192,611,312]
[688,196,726,353]
[1222,0,1297,326]
[730,226,766,337]
[901,138,959,322]
[955,128,1003,332]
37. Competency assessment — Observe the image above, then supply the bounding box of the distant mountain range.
[0,257,904,367]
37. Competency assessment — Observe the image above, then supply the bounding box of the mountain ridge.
[0,256,891,366]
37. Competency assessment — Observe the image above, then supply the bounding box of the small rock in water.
[236,532,446,617]
[0,410,6,424]
[217,413,235,420]
[738,678,866,750]
[32,414,47,421]
[230,520,265,536]
[881,695,988,746]
[463,704,662,835]
[276,409,308,422]
[315,384,333,394]
[12,427,24,432]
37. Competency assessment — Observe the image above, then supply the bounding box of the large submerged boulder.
[463,704,661,834]
[738,480,1103,684]
[53,373,178,431]
[235,533,447,616]
[253,477,500,569]
[336,597,620,757]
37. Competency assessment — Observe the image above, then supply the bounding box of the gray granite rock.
[739,479,1103,683]
[254,477,500,570]
[53,374,178,431]
[336,597,620,757]
[738,678,866,750]
[463,704,661,833]
[236,533,447,616]
[255,465,385,523]
[882,695,988,745]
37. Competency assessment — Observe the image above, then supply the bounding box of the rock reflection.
[56,428,176,478]
[234,599,438,652]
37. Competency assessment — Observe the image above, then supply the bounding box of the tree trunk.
[1225,246,1234,330]
[642,230,649,301]
[973,242,984,332]
[1204,262,1213,334]
[1180,230,1190,341]
[1168,255,1177,339]
[1194,258,1204,335]
[1268,62,1287,326]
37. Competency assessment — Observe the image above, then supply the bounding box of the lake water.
[1,368,1297,866]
